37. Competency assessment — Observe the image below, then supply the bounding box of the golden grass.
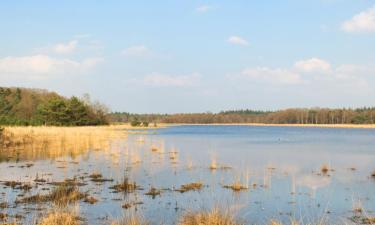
[320,164,329,175]
[0,125,127,161]
[178,208,244,225]
[176,182,204,193]
[37,211,80,225]
[223,182,248,192]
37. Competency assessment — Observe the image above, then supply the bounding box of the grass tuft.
[176,182,203,193]
[178,208,244,225]
[37,211,80,225]
[16,185,87,205]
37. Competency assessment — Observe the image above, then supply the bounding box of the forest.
[0,87,108,126]
[110,107,375,125]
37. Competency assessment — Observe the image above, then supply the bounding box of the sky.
[0,0,375,113]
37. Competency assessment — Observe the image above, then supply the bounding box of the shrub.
[130,120,141,127]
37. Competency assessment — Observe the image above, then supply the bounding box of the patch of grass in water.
[16,185,87,205]
[178,207,244,225]
[176,182,204,193]
[223,182,248,192]
[2,181,32,191]
[37,210,81,225]
[110,177,141,193]
[88,173,114,183]
[145,187,162,198]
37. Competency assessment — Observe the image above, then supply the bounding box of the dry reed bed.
[0,126,127,161]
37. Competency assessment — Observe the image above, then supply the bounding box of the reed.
[37,210,80,225]
[178,207,244,225]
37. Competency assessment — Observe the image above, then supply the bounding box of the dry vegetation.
[37,211,81,225]
[0,126,127,161]
[110,177,141,193]
[178,208,244,225]
[176,182,204,193]
[16,185,87,205]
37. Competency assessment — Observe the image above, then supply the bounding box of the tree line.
[0,87,108,126]
[110,108,375,125]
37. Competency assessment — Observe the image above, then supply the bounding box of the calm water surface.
[1,125,375,224]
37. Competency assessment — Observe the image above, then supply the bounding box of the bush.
[130,120,141,127]
[142,122,149,127]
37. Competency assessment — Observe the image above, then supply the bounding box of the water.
[1,125,375,224]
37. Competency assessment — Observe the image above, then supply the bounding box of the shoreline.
[166,123,375,129]
[3,123,375,130]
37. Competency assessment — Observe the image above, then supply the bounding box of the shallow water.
[1,125,375,224]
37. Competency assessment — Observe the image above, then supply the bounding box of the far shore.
[166,123,375,129]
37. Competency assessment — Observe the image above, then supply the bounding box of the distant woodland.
[1,86,375,126]
[0,87,108,126]
[111,108,375,125]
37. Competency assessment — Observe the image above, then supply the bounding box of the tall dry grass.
[0,126,127,161]
[178,208,244,225]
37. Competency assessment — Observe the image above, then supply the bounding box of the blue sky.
[1,1,375,113]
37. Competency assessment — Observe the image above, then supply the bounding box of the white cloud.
[122,45,151,57]
[143,72,200,87]
[241,67,302,85]
[236,57,373,88]
[227,36,249,46]
[294,58,331,73]
[196,5,213,13]
[53,40,78,54]
[0,54,102,79]
[342,5,375,33]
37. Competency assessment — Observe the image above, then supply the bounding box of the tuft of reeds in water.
[37,210,81,225]
[83,196,98,204]
[16,185,87,205]
[88,173,114,183]
[223,182,248,192]
[178,207,244,225]
[110,177,141,193]
[145,187,162,198]
[209,158,217,170]
[176,182,204,193]
[320,164,329,175]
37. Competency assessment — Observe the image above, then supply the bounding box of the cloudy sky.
[1,1,375,113]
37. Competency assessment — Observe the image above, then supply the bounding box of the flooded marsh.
[1,125,375,224]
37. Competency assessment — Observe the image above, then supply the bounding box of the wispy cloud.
[241,67,302,85]
[122,45,152,57]
[195,5,213,13]
[0,54,103,79]
[227,36,249,46]
[341,5,375,33]
[53,40,78,54]
[143,72,200,87]
[294,58,332,73]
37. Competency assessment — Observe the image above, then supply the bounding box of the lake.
[1,125,375,224]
